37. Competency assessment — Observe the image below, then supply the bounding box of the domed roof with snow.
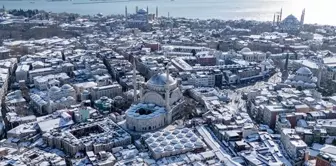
[61,84,73,90]
[296,67,312,75]
[241,47,252,53]
[49,86,61,92]
[147,73,177,91]
[137,8,147,14]
[282,14,300,25]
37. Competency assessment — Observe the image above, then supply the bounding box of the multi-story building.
[263,105,295,129]
[280,128,307,164]
[91,83,123,101]
[43,118,131,156]
[15,64,30,82]
[239,47,266,62]
[0,47,10,60]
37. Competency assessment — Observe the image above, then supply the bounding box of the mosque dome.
[61,97,67,102]
[296,67,312,75]
[282,14,300,24]
[49,86,61,93]
[67,96,75,101]
[241,47,252,53]
[284,80,291,84]
[137,8,147,14]
[61,84,73,90]
[147,73,177,91]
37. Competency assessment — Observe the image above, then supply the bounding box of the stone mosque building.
[125,62,185,132]
[284,67,317,89]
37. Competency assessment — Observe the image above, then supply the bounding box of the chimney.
[136,6,138,13]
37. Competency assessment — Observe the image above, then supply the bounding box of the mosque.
[125,62,185,132]
[273,8,305,34]
[125,6,158,31]
[284,67,317,89]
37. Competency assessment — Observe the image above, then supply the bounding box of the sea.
[1,0,335,25]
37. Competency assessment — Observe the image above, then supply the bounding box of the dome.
[297,80,304,86]
[164,145,174,151]
[241,47,251,53]
[282,14,300,24]
[310,83,316,88]
[296,67,312,75]
[154,147,163,152]
[174,144,183,149]
[146,137,155,143]
[150,142,158,148]
[61,97,67,102]
[147,73,176,89]
[62,84,73,90]
[49,86,60,92]
[113,96,123,101]
[67,96,75,100]
[284,80,291,84]
[137,8,147,14]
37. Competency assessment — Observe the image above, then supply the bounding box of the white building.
[126,63,184,132]
[142,128,206,159]
[280,128,307,161]
[285,67,317,89]
[126,8,152,31]
[188,72,215,87]
[162,45,210,57]
[48,84,77,112]
[15,64,30,82]
[33,73,70,90]
[43,118,131,156]
[239,47,266,62]
[30,84,77,114]
[280,14,302,33]
[91,83,123,101]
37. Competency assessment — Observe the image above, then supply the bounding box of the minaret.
[318,66,322,88]
[133,59,137,103]
[300,8,305,26]
[136,6,138,13]
[273,13,276,26]
[125,6,128,18]
[147,6,149,14]
[156,6,159,18]
[282,47,290,82]
[277,15,280,25]
[317,58,323,87]
[165,63,171,111]
[279,8,283,21]
[47,88,52,114]
[139,83,144,102]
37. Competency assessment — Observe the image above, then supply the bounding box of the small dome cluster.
[285,67,317,89]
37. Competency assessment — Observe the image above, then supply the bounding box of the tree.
[332,139,336,146]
